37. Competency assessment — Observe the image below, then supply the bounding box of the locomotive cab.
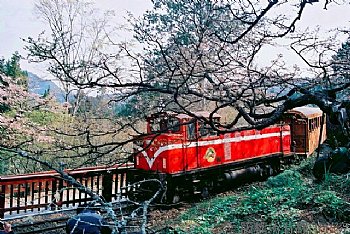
[133,112,222,174]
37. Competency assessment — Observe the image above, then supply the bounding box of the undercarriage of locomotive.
[126,153,298,204]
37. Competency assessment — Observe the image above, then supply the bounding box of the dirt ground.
[7,205,187,234]
[7,202,350,234]
[7,180,350,234]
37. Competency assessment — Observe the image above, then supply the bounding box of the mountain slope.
[28,72,65,103]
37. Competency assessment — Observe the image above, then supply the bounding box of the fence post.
[0,177,5,218]
[51,178,64,209]
[102,171,113,202]
[58,178,64,208]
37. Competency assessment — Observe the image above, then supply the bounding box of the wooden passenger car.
[283,106,327,157]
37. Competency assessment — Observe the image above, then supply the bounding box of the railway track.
[14,216,67,234]
[9,200,190,234]
[10,201,141,234]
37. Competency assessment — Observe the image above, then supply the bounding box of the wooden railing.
[0,163,133,218]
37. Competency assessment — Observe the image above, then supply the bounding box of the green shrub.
[266,170,303,188]
[312,190,350,221]
[3,109,17,118]
[25,110,58,125]
[292,156,316,177]
[0,150,15,174]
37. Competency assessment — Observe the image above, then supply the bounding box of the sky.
[0,0,152,78]
[0,0,350,79]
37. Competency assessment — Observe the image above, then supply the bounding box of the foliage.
[0,52,28,87]
[0,71,138,175]
[0,52,29,114]
[24,110,58,125]
[266,169,303,188]
[0,103,11,113]
[24,0,121,115]
[132,0,269,115]
[328,35,350,146]
[115,91,162,117]
[332,36,350,93]
[0,149,14,174]
[174,157,350,233]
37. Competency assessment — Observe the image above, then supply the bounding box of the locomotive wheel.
[191,177,214,200]
[201,178,214,199]
[127,181,163,203]
[201,186,209,199]
[164,184,181,204]
[160,178,181,204]
[170,187,181,204]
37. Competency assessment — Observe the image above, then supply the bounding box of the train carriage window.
[309,119,316,132]
[160,119,167,131]
[308,117,320,132]
[208,124,218,136]
[310,119,313,131]
[210,118,220,136]
[314,118,316,129]
[319,117,322,127]
[315,118,318,128]
[308,119,311,131]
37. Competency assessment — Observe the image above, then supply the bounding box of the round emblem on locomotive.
[204,147,216,162]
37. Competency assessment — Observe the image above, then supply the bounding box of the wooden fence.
[0,164,133,218]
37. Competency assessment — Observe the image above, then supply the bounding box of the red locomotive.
[128,106,326,203]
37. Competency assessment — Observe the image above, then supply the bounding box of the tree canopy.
[0,51,28,88]
[18,0,350,169]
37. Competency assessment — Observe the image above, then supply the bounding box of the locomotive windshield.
[149,116,180,133]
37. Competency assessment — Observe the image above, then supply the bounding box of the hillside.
[27,72,65,102]
[150,154,350,234]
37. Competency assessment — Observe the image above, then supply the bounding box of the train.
[126,106,326,203]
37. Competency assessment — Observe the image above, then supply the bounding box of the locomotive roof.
[287,106,323,119]
[149,111,221,120]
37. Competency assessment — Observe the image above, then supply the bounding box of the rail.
[0,163,133,218]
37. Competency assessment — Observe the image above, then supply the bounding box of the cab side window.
[187,122,196,140]
[199,123,209,137]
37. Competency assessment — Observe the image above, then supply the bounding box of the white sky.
[0,0,350,78]
[0,0,152,78]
